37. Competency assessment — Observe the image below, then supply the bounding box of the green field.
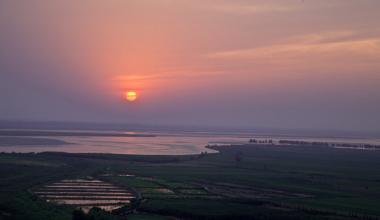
[1,144,380,220]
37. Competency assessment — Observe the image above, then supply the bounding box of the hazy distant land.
[0,129,156,137]
[0,137,71,147]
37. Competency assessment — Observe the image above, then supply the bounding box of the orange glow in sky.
[1,1,380,131]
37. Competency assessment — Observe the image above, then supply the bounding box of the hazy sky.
[1,0,380,132]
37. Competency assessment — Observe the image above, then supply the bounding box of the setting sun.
[2,1,380,219]
[125,91,137,102]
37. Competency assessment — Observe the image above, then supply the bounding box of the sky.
[1,0,380,132]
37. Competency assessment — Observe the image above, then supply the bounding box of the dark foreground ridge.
[1,144,380,220]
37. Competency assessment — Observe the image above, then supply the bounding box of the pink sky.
[1,0,380,132]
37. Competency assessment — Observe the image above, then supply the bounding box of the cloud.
[206,31,380,71]
[208,3,301,14]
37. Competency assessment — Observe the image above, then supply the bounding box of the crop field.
[1,144,380,220]
[100,174,218,200]
[32,179,135,212]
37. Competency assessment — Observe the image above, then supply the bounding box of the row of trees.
[278,140,380,149]
[249,139,274,144]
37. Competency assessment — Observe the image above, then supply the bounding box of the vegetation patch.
[2,144,380,219]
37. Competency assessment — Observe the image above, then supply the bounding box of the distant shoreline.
[207,139,380,151]
[0,137,71,147]
[0,129,156,138]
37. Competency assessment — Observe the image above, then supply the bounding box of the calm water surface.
[1,130,380,155]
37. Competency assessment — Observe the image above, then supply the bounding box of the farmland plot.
[32,178,134,212]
